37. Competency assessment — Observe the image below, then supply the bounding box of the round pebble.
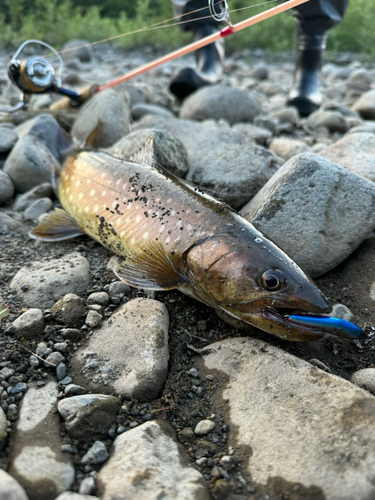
[351,368,375,395]
[194,420,215,436]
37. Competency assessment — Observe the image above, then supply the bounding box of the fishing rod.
[0,0,309,113]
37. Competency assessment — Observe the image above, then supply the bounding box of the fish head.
[185,230,331,341]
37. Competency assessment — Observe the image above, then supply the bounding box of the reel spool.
[1,39,81,113]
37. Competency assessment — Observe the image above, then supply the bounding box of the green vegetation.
[0,0,373,55]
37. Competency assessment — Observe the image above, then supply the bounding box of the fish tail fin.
[29,208,84,242]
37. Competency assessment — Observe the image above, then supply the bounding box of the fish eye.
[260,269,285,291]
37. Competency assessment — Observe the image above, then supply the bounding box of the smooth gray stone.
[132,116,278,209]
[0,406,7,451]
[0,170,15,205]
[81,440,109,465]
[50,294,86,328]
[241,152,375,277]
[61,39,93,62]
[58,394,121,441]
[12,309,44,339]
[199,337,375,500]
[0,127,18,153]
[306,110,348,133]
[352,89,375,119]
[10,253,89,309]
[12,183,54,212]
[106,128,189,178]
[72,88,130,148]
[23,198,53,222]
[3,135,61,193]
[320,132,375,183]
[180,85,261,125]
[98,421,209,500]
[132,103,174,120]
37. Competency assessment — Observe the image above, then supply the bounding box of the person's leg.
[169,0,225,99]
[288,0,349,116]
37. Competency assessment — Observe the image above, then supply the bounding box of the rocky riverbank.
[1,40,375,500]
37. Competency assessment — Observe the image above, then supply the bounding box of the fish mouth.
[260,307,326,340]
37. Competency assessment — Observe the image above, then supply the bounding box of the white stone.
[98,421,209,500]
[194,420,215,436]
[12,308,44,339]
[351,369,375,395]
[0,469,28,500]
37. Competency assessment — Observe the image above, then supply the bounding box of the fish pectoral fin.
[29,208,84,242]
[126,135,157,168]
[114,240,186,290]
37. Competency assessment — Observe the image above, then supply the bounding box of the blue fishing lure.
[289,314,365,340]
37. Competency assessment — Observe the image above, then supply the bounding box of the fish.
[30,136,364,341]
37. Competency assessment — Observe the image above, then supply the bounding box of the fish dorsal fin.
[127,135,157,168]
[29,208,84,242]
[114,239,186,290]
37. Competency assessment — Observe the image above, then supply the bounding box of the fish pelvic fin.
[29,208,84,242]
[127,135,157,168]
[115,239,186,290]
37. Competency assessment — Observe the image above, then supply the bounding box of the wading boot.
[169,24,224,100]
[287,34,326,117]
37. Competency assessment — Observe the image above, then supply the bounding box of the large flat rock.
[240,152,375,277]
[197,338,375,500]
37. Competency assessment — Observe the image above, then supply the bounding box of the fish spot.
[116,218,122,225]
[123,183,127,190]
[166,237,170,244]
[90,189,96,196]
[159,225,165,234]
[101,173,107,179]
[94,204,99,212]
[171,210,176,217]
[101,190,107,197]
[66,187,71,194]
[126,218,130,224]
[127,204,132,210]
[255,237,263,243]
[75,181,81,187]
[135,204,139,210]
[131,237,136,245]
[84,206,90,213]
[87,179,91,185]
[174,237,181,244]
[136,216,141,223]
[116,179,121,186]
[120,231,125,237]
[167,198,172,203]
[143,232,149,239]
[78,193,83,200]
[69,194,73,201]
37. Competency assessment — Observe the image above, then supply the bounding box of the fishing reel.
[1,40,82,112]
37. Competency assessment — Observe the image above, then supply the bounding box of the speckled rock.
[351,369,375,395]
[320,132,375,183]
[10,252,90,309]
[72,88,130,148]
[269,137,310,161]
[0,170,15,205]
[98,421,210,500]
[198,337,375,500]
[8,381,74,500]
[58,394,121,441]
[69,298,169,402]
[241,153,375,277]
[0,469,29,500]
[12,308,44,339]
[107,128,189,178]
[180,85,261,125]
[50,293,86,327]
